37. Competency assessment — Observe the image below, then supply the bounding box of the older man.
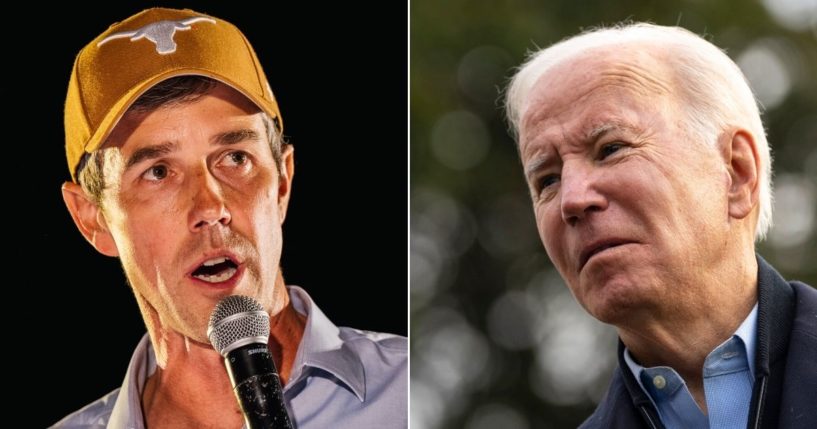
[505,23,816,429]
[53,8,406,428]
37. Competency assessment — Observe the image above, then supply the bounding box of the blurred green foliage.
[411,1,816,428]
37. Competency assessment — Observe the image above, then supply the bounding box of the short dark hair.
[77,76,286,205]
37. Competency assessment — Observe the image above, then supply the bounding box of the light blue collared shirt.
[52,286,407,428]
[624,304,758,429]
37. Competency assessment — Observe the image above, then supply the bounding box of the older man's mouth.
[579,240,635,272]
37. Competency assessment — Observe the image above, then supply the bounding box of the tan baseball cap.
[64,7,282,181]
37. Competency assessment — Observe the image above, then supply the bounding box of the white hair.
[505,23,773,241]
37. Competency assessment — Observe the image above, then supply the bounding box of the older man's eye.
[599,143,624,160]
[538,174,560,191]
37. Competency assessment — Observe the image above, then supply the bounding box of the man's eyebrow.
[524,123,639,180]
[123,129,260,172]
[525,156,551,181]
[211,128,261,146]
[125,141,178,170]
[585,122,638,143]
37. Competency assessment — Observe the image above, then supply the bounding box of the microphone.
[207,295,294,429]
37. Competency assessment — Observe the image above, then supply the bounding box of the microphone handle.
[226,344,294,429]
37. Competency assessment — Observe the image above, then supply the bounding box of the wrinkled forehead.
[520,45,677,134]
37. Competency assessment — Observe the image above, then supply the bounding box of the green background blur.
[410,1,817,428]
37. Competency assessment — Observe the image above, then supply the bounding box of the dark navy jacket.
[580,257,817,429]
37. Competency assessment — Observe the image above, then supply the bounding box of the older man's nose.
[188,169,231,231]
[560,163,607,225]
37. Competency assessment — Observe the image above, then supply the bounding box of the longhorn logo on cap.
[97,17,216,55]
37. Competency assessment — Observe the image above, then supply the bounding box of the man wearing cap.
[505,23,817,428]
[54,8,406,428]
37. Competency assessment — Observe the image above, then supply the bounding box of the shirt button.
[653,375,667,389]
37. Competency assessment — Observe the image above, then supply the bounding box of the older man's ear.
[723,129,761,222]
[61,181,120,257]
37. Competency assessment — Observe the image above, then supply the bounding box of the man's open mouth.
[192,257,239,283]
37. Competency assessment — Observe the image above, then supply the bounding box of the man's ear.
[61,182,119,257]
[724,130,761,221]
[277,145,295,224]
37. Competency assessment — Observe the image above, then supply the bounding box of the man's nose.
[188,168,231,231]
[559,162,607,225]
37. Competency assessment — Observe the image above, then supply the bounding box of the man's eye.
[224,151,248,166]
[539,174,560,191]
[599,143,624,160]
[143,165,168,181]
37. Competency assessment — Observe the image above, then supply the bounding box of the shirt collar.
[108,334,154,429]
[287,286,366,401]
[623,347,650,399]
[734,303,758,376]
[107,285,366,428]
[624,302,759,390]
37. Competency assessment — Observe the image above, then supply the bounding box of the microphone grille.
[207,295,270,356]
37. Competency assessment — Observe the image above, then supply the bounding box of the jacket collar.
[752,255,795,375]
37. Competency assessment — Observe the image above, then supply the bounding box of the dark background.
[3,2,406,426]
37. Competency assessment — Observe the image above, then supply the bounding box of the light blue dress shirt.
[624,304,758,429]
[52,286,407,428]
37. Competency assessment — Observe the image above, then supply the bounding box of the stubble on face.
[97,84,287,346]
